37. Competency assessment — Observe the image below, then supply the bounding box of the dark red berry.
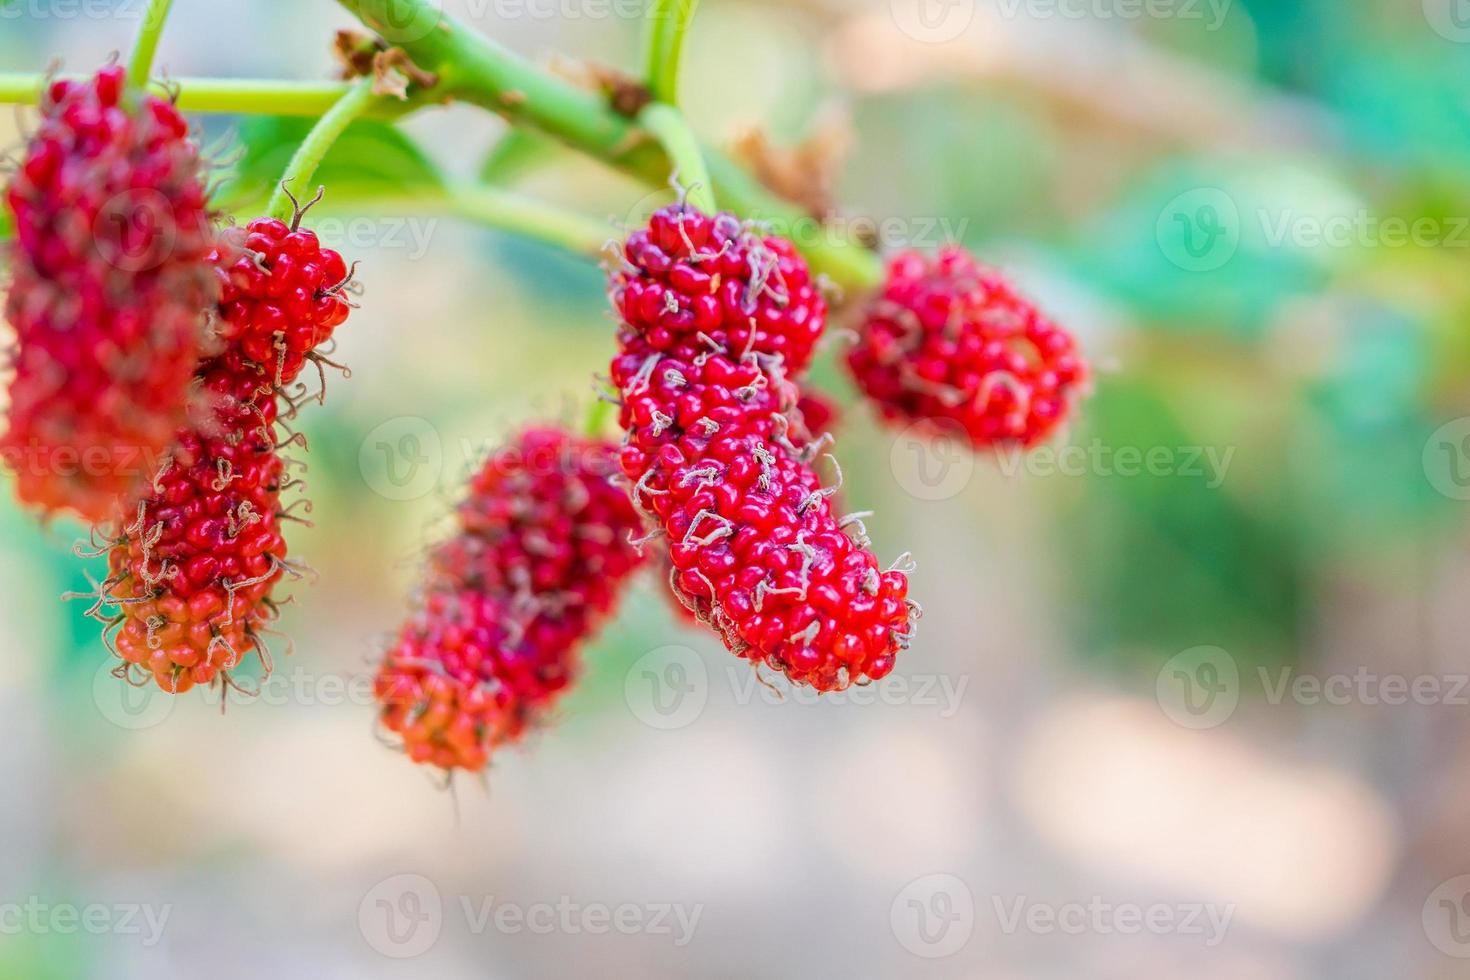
[376,428,646,772]
[846,247,1088,448]
[2,65,217,521]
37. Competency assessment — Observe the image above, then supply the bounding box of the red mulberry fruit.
[210,216,352,386]
[846,247,1088,448]
[101,359,289,693]
[613,203,827,375]
[375,428,646,773]
[611,204,916,693]
[2,65,217,521]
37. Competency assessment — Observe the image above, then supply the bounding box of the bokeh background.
[3,0,1470,976]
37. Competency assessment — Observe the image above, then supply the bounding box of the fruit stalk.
[125,0,174,89]
[644,0,701,105]
[266,77,377,222]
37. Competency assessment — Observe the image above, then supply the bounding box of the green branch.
[267,79,378,222]
[126,0,174,89]
[433,185,613,257]
[335,0,882,289]
[0,73,414,117]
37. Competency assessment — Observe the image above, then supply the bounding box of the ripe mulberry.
[614,204,827,375]
[846,247,1088,448]
[2,65,217,521]
[210,215,353,386]
[610,204,916,693]
[92,208,354,695]
[375,428,646,773]
[100,360,290,693]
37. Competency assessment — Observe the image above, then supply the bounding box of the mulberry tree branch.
[335,0,883,289]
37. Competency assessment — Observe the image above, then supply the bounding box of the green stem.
[644,0,700,105]
[232,183,613,258]
[638,103,715,213]
[266,79,378,222]
[0,73,410,117]
[335,0,883,289]
[125,0,174,89]
[435,185,612,257]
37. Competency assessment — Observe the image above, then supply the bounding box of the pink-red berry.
[846,247,1088,448]
[96,213,356,695]
[611,204,916,693]
[376,428,646,772]
[614,204,828,376]
[2,65,217,521]
[103,360,287,693]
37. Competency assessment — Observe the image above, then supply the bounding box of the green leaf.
[216,115,442,211]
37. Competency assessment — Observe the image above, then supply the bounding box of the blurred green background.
[2,0,1470,977]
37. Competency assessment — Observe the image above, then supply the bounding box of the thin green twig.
[266,79,378,223]
[125,0,175,89]
[637,103,715,213]
[644,0,700,106]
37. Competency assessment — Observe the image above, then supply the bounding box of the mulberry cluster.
[375,428,645,772]
[2,65,217,521]
[846,247,1088,448]
[98,215,354,693]
[610,204,916,693]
